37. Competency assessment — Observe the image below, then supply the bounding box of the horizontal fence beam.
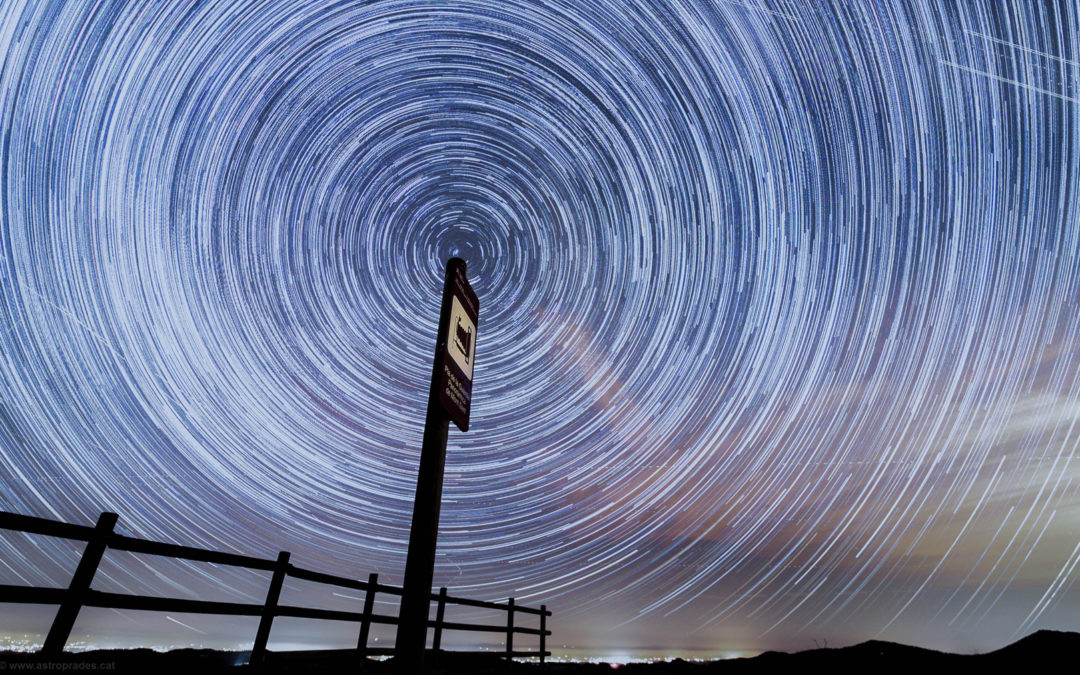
[0,585,68,605]
[109,534,277,571]
[277,605,398,625]
[438,593,550,615]
[0,511,96,542]
[287,564,400,595]
[87,591,264,616]
[435,620,550,635]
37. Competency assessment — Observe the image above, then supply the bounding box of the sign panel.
[436,259,478,431]
[447,295,475,380]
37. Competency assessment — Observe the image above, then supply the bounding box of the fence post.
[505,597,515,660]
[42,511,117,655]
[251,551,290,664]
[540,604,547,664]
[357,572,378,657]
[432,587,447,652]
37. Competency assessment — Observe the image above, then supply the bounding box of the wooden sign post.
[395,258,478,668]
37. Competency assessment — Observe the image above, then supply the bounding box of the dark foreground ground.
[2,630,1076,674]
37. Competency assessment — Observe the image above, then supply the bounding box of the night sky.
[2,0,1079,660]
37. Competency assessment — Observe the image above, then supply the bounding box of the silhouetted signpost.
[396,258,478,668]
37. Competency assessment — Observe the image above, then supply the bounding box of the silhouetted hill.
[2,631,1077,673]
[982,629,1080,665]
[725,639,963,671]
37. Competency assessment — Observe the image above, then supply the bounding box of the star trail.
[1,0,1079,658]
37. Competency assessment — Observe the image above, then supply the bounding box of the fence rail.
[0,510,550,663]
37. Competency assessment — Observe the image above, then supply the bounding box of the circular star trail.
[1,0,1079,653]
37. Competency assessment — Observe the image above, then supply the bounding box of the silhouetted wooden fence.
[0,511,550,663]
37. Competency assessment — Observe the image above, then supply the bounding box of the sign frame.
[434,258,479,431]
